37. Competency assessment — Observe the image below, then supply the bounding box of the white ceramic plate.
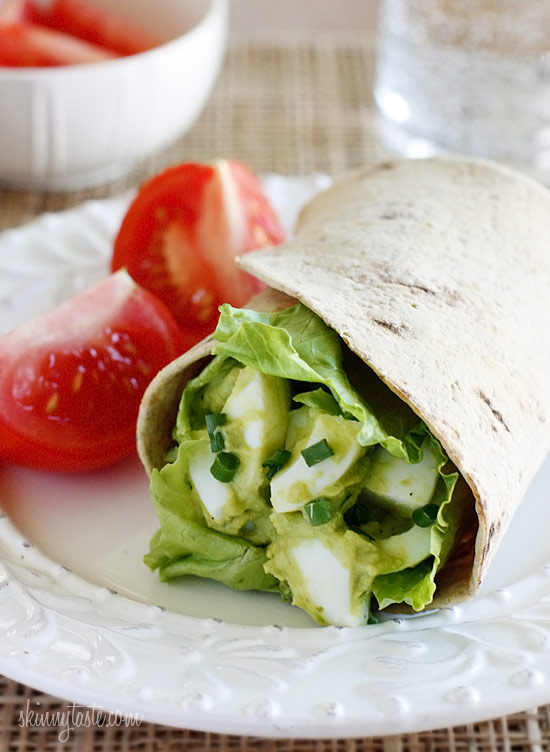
[1,175,550,738]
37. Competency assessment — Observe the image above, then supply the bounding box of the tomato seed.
[45,392,59,414]
[72,371,84,392]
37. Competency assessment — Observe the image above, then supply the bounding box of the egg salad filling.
[145,303,462,626]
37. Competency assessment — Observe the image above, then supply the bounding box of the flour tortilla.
[137,156,550,608]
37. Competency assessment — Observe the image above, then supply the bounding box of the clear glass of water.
[374,0,550,184]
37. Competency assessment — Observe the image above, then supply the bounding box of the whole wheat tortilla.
[137,156,550,608]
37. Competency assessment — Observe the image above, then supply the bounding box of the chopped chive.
[205,413,227,453]
[262,447,291,480]
[209,430,225,453]
[205,413,227,433]
[301,438,334,467]
[210,452,240,483]
[265,466,278,481]
[412,502,439,528]
[304,497,333,526]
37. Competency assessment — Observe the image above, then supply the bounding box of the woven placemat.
[1,676,550,751]
[1,39,549,751]
[0,39,388,232]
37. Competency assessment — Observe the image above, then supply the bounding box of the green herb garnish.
[262,448,291,480]
[205,412,227,432]
[210,452,240,483]
[205,413,227,453]
[209,431,225,452]
[304,497,333,526]
[412,502,439,528]
[301,438,334,467]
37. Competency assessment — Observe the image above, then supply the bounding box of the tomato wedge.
[111,159,285,350]
[0,271,184,472]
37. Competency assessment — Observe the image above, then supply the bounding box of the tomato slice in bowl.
[111,159,285,350]
[0,21,116,67]
[0,270,184,472]
[22,0,161,57]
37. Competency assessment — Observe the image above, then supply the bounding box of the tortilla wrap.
[137,156,550,609]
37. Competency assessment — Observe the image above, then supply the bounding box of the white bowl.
[0,0,228,191]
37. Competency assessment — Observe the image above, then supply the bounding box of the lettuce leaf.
[145,441,279,593]
[292,387,342,415]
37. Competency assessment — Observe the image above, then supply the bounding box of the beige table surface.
[1,30,550,752]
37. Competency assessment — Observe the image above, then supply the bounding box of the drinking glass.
[374,0,550,183]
